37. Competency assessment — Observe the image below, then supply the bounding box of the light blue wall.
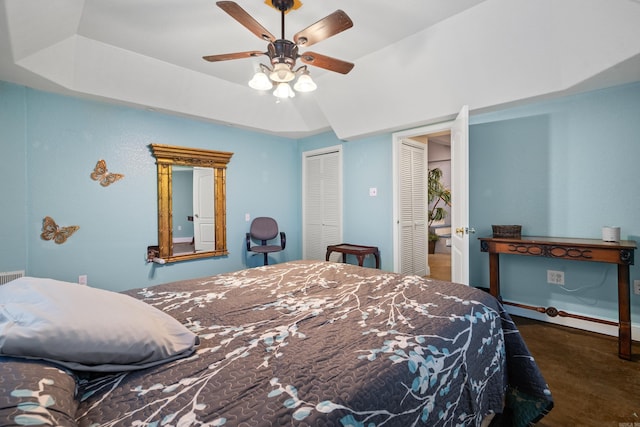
[171,168,194,240]
[469,81,640,324]
[3,79,640,327]
[1,83,300,291]
[0,82,27,270]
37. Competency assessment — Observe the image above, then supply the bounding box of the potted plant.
[428,167,452,254]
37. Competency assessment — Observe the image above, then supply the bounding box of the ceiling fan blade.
[293,10,353,47]
[216,1,276,42]
[203,51,265,62]
[299,51,354,74]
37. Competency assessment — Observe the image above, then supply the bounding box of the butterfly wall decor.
[90,159,124,187]
[41,216,80,244]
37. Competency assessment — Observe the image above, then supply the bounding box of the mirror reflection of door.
[172,166,195,255]
[193,167,215,252]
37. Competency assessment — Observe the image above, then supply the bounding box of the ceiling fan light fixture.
[207,1,355,100]
[293,71,317,93]
[248,70,273,90]
[270,62,296,83]
[273,82,295,98]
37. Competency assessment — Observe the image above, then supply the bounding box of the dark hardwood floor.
[426,257,639,426]
[514,316,640,426]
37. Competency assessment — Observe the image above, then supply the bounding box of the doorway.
[404,131,452,282]
[426,131,452,281]
[393,131,450,279]
[392,106,469,284]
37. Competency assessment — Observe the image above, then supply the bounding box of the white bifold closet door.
[302,147,342,261]
[399,140,427,276]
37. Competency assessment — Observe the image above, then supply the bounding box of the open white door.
[193,167,215,252]
[450,106,470,284]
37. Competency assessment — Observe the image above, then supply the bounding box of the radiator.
[0,270,25,285]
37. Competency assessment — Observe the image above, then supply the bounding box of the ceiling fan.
[203,0,354,98]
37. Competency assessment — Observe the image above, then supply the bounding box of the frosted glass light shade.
[248,72,273,90]
[273,82,295,98]
[293,73,317,92]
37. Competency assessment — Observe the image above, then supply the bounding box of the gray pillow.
[0,277,199,372]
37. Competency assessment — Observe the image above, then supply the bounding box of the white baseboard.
[505,305,640,341]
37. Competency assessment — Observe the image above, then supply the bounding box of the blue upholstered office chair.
[246,217,286,265]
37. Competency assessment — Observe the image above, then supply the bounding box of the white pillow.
[0,277,198,372]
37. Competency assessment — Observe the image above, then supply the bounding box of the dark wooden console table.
[479,236,636,360]
[326,243,380,269]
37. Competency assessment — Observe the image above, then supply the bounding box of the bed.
[0,260,553,426]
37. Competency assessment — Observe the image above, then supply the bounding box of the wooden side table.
[326,243,381,269]
[479,235,636,360]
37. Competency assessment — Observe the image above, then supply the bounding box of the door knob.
[455,227,476,235]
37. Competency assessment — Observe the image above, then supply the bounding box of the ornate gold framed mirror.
[150,144,233,263]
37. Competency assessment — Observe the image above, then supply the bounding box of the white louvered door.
[303,147,342,260]
[399,140,427,276]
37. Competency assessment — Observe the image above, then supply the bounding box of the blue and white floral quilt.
[0,260,552,426]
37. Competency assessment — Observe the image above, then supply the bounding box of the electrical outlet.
[245,213,250,222]
[634,280,640,295]
[547,270,564,285]
[78,275,88,285]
